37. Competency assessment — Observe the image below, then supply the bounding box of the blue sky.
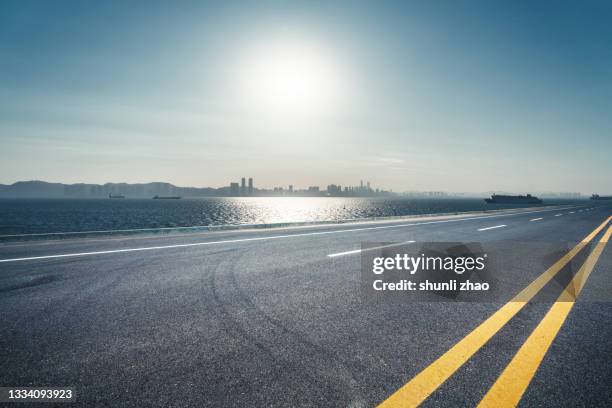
[1,0,610,193]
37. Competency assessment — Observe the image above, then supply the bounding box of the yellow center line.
[477,224,612,408]
[377,215,611,408]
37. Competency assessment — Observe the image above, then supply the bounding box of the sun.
[238,39,344,118]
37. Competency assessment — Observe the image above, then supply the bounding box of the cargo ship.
[485,194,542,204]
[108,194,125,199]
[591,194,612,200]
[152,195,181,199]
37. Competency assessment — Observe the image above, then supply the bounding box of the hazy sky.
[1,1,611,193]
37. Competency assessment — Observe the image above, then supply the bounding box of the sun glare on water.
[238,39,345,118]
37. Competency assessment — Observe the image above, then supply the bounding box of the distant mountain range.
[0,181,224,198]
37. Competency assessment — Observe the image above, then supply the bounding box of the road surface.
[1,204,611,407]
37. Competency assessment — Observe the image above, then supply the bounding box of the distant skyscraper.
[289,185,293,193]
[248,178,253,196]
[230,182,239,196]
[241,177,246,196]
[327,184,342,196]
[308,186,320,195]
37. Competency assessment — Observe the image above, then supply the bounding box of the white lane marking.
[327,240,415,258]
[0,205,583,239]
[555,214,563,217]
[569,211,575,214]
[327,248,362,257]
[477,224,507,231]
[530,218,543,222]
[0,206,581,264]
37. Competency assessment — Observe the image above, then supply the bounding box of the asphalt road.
[0,204,611,407]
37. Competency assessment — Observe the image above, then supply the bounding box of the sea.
[0,197,585,238]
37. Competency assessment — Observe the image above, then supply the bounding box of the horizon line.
[0,179,595,196]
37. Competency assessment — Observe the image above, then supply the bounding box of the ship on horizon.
[591,194,612,200]
[152,195,181,199]
[485,194,543,204]
[108,194,125,199]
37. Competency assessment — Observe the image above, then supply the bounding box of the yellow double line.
[378,216,612,408]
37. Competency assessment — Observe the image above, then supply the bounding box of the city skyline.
[226,176,394,197]
[0,178,592,199]
[1,1,611,193]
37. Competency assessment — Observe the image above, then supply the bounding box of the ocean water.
[0,197,583,237]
